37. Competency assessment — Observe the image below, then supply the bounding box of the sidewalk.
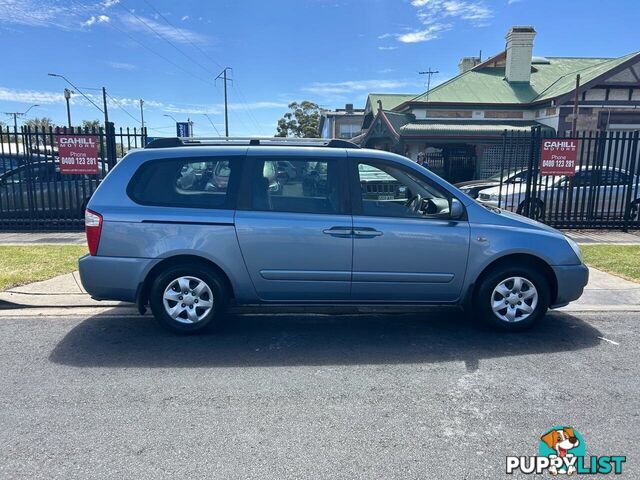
[0,230,638,245]
[1,267,638,312]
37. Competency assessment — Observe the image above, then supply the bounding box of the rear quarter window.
[127,156,239,209]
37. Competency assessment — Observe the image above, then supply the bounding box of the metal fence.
[0,123,146,230]
[487,128,640,230]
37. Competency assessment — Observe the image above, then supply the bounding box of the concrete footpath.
[0,266,638,313]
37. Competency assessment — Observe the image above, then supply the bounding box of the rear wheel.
[629,200,640,224]
[149,264,228,333]
[517,198,544,220]
[474,265,550,332]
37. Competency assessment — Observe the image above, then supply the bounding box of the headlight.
[489,193,500,201]
[565,236,582,262]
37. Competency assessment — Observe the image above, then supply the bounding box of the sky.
[0,0,638,137]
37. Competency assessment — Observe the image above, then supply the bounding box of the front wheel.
[474,265,550,332]
[517,199,544,220]
[149,264,228,333]
[629,200,640,224]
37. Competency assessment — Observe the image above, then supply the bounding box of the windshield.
[487,168,529,183]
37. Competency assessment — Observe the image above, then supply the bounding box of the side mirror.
[450,198,464,220]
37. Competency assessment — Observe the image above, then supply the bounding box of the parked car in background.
[0,161,109,220]
[477,166,640,221]
[79,137,588,334]
[455,168,531,199]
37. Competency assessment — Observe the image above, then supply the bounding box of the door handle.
[352,227,383,237]
[323,226,353,237]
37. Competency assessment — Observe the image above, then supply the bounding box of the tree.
[276,101,321,138]
[23,117,54,146]
[82,119,102,131]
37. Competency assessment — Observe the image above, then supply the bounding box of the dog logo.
[539,427,584,475]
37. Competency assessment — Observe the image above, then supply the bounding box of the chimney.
[505,26,536,83]
[458,56,480,74]
[345,103,354,114]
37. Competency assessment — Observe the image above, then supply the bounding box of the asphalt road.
[0,309,638,479]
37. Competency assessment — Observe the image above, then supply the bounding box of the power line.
[105,92,142,126]
[98,10,216,87]
[139,0,224,70]
[117,1,220,78]
[233,82,266,135]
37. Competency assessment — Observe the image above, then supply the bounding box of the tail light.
[85,209,103,256]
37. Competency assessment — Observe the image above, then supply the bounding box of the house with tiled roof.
[356,26,640,182]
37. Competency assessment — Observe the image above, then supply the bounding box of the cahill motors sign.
[58,135,99,175]
[539,139,579,176]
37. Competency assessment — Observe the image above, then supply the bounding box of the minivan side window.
[356,160,452,218]
[127,157,238,209]
[250,158,342,215]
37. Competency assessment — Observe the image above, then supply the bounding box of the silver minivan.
[79,138,588,333]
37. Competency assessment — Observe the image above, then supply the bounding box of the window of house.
[127,157,237,209]
[338,124,360,139]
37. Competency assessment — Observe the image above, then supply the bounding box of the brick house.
[354,26,640,182]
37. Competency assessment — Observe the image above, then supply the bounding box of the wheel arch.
[138,254,235,308]
[466,253,558,308]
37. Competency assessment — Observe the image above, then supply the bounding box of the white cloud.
[386,0,492,44]
[106,61,137,70]
[378,46,398,51]
[119,12,209,45]
[103,0,120,7]
[0,0,90,29]
[181,15,189,21]
[82,15,110,27]
[0,86,63,104]
[397,23,451,43]
[302,79,418,96]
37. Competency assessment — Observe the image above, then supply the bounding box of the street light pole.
[64,88,73,127]
[139,99,145,129]
[102,87,109,127]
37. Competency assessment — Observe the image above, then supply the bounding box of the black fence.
[485,128,640,230]
[0,123,146,230]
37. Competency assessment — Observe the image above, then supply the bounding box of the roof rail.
[144,137,360,149]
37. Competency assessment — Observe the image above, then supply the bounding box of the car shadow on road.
[49,308,602,371]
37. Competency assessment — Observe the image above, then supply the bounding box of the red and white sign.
[539,139,579,176]
[58,135,99,175]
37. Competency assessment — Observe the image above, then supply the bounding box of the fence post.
[623,130,639,232]
[105,121,117,167]
[523,127,539,218]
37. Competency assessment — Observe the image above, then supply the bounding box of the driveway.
[0,309,637,479]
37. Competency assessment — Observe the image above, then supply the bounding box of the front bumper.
[550,263,589,308]
[78,255,158,303]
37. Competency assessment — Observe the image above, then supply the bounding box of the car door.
[349,157,470,303]
[234,153,352,301]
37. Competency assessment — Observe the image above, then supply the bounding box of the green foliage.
[276,101,321,138]
[81,119,102,131]
[24,117,54,130]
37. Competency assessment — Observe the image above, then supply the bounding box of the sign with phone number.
[58,135,99,175]
[539,139,578,176]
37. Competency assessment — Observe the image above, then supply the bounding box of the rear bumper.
[78,255,158,303]
[550,263,589,308]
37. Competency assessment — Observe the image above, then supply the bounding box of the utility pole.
[139,99,145,129]
[572,74,581,136]
[3,104,39,132]
[216,67,232,137]
[102,87,110,127]
[64,88,73,127]
[418,68,439,103]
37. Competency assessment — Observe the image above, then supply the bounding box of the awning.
[399,120,555,137]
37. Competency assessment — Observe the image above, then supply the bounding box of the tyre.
[517,199,544,220]
[149,263,228,333]
[474,264,550,332]
[630,200,640,224]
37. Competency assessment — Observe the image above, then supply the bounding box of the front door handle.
[353,227,383,237]
[323,226,353,237]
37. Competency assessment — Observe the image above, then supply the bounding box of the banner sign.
[58,135,99,175]
[176,122,192,138]
[539,139,578,176]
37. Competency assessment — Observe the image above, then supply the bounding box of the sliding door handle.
[353,227,383,237]
[323,226,353,237]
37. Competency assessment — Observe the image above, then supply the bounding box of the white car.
[477,166,640,221]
